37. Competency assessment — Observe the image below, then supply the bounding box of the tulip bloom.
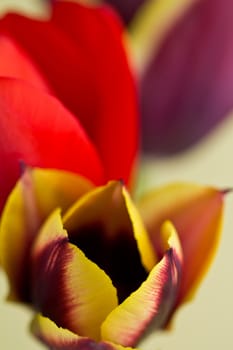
[0,168,224,349]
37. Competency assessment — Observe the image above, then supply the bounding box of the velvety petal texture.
[140,0,233,154]
[138,183,224,304]
[0,77,103,212]
[0,1,138,184]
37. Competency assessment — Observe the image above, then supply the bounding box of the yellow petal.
[31,209,118,341]
[31,314,137,350]
[0,167,93,301]
[101,221,182,347]
[138,182,224,303]
[122,186,157,271]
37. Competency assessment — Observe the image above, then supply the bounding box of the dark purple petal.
[141,0,233,154]
[104,0,145,24]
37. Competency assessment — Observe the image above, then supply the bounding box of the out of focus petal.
[139,0,233,154]
[101,221,182,347]
[138,183,224,304]
[104,0,145,24]
[0,168,92,301]
[31,209,118,341]
[0,35,49,91]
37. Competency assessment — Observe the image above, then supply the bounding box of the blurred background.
[0,0,233,349]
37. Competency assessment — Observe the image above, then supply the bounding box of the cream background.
[0,0,233,349]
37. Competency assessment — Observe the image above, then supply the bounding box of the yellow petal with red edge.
[122,186,157,271]
[31,314,136,350]
[63,181,150,302]
[0,167,93,301]
[101,221,182,347]
[31,209,118,341]
[138,183,224,304]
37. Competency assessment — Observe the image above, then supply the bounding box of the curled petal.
[31,314,136,350]
[0,77,104,212]
[138,183,224,304]
[63,181,149,302]
[101,221,182,347]
[0,168,92,301]
[31,209,118,341]
[1,1,138,184]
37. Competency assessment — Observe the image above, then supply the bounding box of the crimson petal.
[0,77,103,211]
[0,35,49,91]
[0,1,138,183]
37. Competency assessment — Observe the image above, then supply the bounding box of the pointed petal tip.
[222,188,233,195]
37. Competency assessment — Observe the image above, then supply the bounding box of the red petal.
[0,35,50,91]
[0,2,138,184]
[0,77,103,212]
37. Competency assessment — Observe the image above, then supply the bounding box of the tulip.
[105,0,233,154]
[0,0,138,212]
[0,1,226,349]
[0,167,224,349]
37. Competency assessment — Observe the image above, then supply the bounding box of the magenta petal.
[141,0,233,154]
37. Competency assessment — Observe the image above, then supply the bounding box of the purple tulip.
[140,0,233,154]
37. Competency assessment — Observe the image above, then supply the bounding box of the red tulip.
[0,166,224,350]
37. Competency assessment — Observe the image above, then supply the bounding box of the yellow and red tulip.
[0,1,226,350]
[0,167,224,349]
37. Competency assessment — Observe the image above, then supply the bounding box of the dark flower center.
[68,222,148,303]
